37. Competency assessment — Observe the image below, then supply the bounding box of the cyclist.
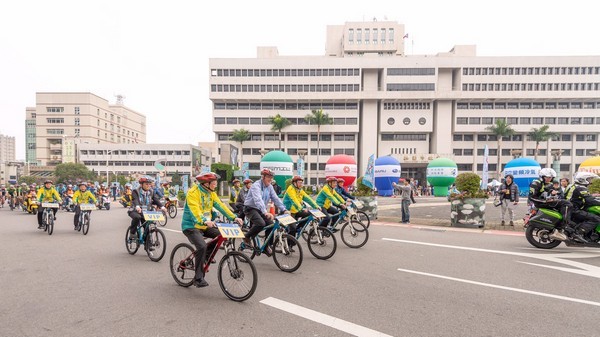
[63,184,75,210]
[36,180,62,229]
[528,168,575,241]
[181,172,242,288]
[283,175,327,232]
[229,179,242,205]
[7,184,16,208]
[243,168,288,250]
[87,182,96,196]
[0,184,6,207]
[233,179,253,217]
[72,182,97,229]
[335,178,356,201]
[128,177,165,240]
[162,182,176,199]
[120,184,133,207]
[564,172,600,243]
[316,176,347,229]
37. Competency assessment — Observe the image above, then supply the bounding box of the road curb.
[372,220,525,237]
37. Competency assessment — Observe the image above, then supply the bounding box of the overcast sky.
[1,0,599,160]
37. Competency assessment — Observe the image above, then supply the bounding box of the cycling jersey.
[73,190,97,204]
[181,183,235,231]
[283,185,319,214]
[37,187,62,203]
[316,185,345,210]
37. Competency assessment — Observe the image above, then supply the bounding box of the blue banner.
[363,154,375,189]
[297,158,304,177]
[481,144,489,189]
[182,175,189,193]
[242,162,250,180]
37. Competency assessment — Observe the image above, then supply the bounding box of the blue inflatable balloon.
[502,158,541,197]
[374,156,402,197]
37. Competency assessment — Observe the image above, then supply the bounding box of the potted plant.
[448,172,489,228]
[177,189,186,208]
[351,176,378,219]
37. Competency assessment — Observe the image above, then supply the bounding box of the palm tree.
[269,114,292,149]
[229,128,250,168]
[485,119,515,178]
[528,125,558,162]
[304,109,333,183]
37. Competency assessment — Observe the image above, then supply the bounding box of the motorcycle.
[25,197,38,214]
[524,205,600,249]
[63,195,75,212]
[97,193,111,210]
[120,194,132,208]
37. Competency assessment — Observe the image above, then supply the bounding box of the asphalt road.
[1,202,600,337]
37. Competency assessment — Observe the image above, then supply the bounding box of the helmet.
[326,177,338,183]
[232,179,241,184]
[139,176,154,184]
[243,179,253,184]
[44,180,53,184]
[162,182,170,186]
[291,175,304,183]
[196,172,220,183]
[67,184,72,188]
[337,178,345,183]
[539,168,557,179]
[125,183,132,188]
[21,183,27,186]
[78,182,87,187]
[574,172,598,186]
[261,168,274,177]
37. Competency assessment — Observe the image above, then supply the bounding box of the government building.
[210,21,600,185]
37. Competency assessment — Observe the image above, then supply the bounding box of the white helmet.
[574,172,598,186]
[539,168,557,179]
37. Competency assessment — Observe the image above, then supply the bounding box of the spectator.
[559,178,570,196]
[393,179,413,224]
[499,174,519,226]
[111,183,118,201]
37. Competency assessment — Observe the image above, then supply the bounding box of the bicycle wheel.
[146,228,166,262]
[340,220,369,248]
[170,243,196,287]
[125,227,139,255]
[272,234,303,272]
[157,212,168,227]
[307,227,337,260]
[353,211,370,228]
[43,211,49,232]
[82,212,90,235]
[301,220,318,242]
[168,204,177,218]
[218,251,258,302]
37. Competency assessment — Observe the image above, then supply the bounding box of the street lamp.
[106,150,113,185]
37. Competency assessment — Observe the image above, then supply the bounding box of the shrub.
[450,172,488,199]
[589,178,600,195]
[177,189,186,202]
[352,176,377,197]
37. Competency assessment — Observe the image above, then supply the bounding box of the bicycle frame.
[249,217,294,255]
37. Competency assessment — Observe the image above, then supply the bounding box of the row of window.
[387,68,435,76]
[240,163,327,171]
[381,134,427,141]
[47,128,65,135]
[82,161,191,167]
[214,102,358,110]
[211,68,360,77]
[457,164,576,172]
[81,150,191,156]
[453,148,596,157]
[453,133,597,142]
[211,84,360,93]
[218,133,356,142]
[348,28,395,44]
[387,83,435,91]
[456,116,600,125]
[463,66,600,76]
[462,82,599,92]
[46,107,64,113]
[46,118,64,124]
[456,101,599,110]
[214,117,358,126]
[384,102,431,110]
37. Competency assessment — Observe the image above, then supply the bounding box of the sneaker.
[549,229,567,241]
[194,279,209,288]
[242,237,253,247]
[509,221,514,226]
[501,221,505,226]
[37,225,43,229]
[264,246,273,256]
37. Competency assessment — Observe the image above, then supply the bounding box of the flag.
[403,33,409,39]
[242,162,250,180]
[481,145,489,189]
[297,158,304,177]
[363,154,375,189]
[182,175,189,193]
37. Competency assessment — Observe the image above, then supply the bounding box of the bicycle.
[294,209,337,260]
[348,199,370,228]
[125,211,167,262]
[40,202,59,235]
[163,197,178,219]
[170,222,258,302]
[75,203,95,235]
[238,214,303,272]
[325,206,369,249]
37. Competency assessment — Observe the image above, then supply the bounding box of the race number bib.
[42,202,59,208]
[79,203,96,211]
[309,209,326,218]
[216,223,245,238]
[276,214,296,227]
[143,211,165,221]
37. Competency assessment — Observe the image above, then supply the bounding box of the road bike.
[169,222,258,302]
[294,209,337,260]
[238,214,303,272]
[163,197,178,219]
[125,211,167,261]
[75,203,95,235]
[40,202,59,235]
[326,206,369,249]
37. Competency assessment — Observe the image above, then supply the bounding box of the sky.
[1,0,599,160]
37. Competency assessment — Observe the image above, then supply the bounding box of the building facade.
[25,92,147,166]
[77,143,212,179]
[0,134,17,184]
[210,21,600,184]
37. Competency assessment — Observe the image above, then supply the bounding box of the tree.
[54,163,96,184]
[304,109,333,183]
[18,175,38,186]
[528,125,558,162]
[269,114,292,149]
[171,170,182,186]
[485,119,515,178]
[229,128,250,168]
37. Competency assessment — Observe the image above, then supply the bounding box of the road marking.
[384,238,600,279]
[260,297,393,337]
[161,228,181,233]
[397,268,600,308]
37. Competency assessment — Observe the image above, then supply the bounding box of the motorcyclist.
[120,184,133,207]
[528,168,575,241]
[564,172,600,243]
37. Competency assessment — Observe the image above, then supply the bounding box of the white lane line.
[160,228,181,233]
[260,297,393,337]
[397,268,600,308]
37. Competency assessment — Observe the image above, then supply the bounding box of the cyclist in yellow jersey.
[36,180,62,229]
[72,182,97,229]
[316,176,347,228]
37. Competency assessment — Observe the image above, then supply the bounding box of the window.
[532,117,543,124]
[545,117,556,124]
[571,117,581,124]
[457,117,468,124]
[468,117,481,124]
[74,107,80,115]
[453,135,463,141]
[214,117,225,124]
[47,128,64,135]
[46,118,64,124]
[463,149,473,156]
[576,149,585,156]
[46,107,64,113]
[558,117,569,124]
[482,117,493,124]
[453,149,462,156]
[507,117,518,124]
[561,134,571,141]
[583,117,594,124]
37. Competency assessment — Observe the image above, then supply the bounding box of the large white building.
[25,92,147,166]
[0,134,17,184]
[210,21,600,184]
